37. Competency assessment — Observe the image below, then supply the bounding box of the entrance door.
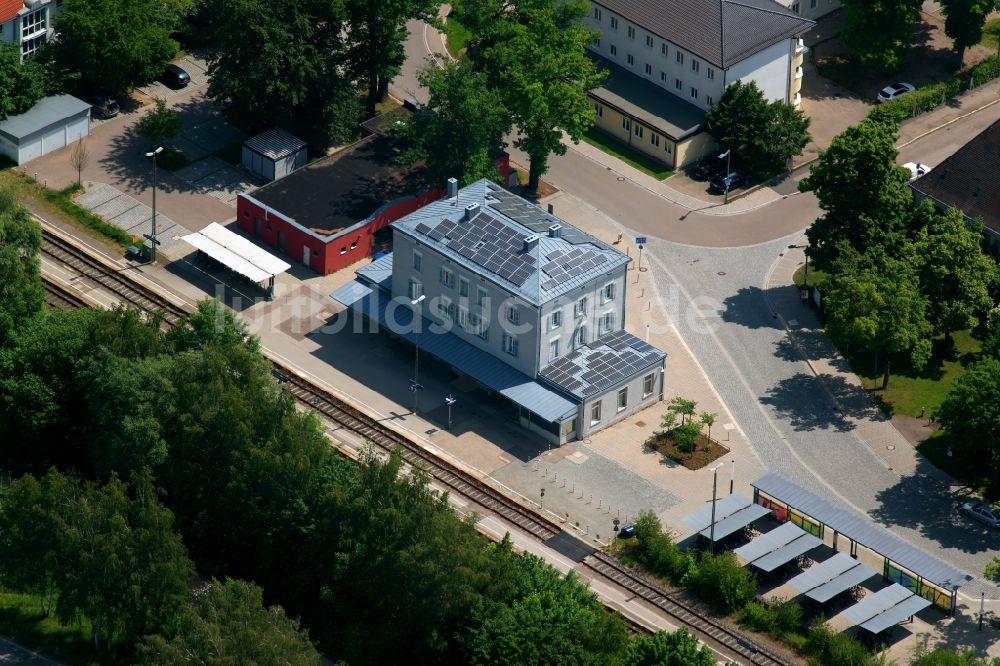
[278,231,285,252]
[302,245,310,268]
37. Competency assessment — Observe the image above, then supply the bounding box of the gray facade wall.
[577,361,665,438]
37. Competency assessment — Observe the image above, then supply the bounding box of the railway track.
[39,228,795,666]
[583,551,794,666]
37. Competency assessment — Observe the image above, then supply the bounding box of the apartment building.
[774,0,841,21]
[333,179,667,444]
[0,0,62,59]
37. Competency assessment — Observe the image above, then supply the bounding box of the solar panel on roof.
[416,222,432,235]
[807,563,878,603]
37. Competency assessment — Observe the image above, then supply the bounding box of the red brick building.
[236,135,444,275]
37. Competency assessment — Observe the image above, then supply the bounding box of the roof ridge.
[725,0,810,21]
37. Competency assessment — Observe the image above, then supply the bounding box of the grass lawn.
[0,589,103,666]
[791,264,828,289]
[844,329,983,418]
[444,14,471,58]
[982,18,1000,52]
[918,430,995,499]
[581,128,673,180]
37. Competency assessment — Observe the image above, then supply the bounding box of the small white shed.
[0,95,91,165]
[241,128,307,182]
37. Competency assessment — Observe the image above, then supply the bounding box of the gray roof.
[330,280,579,422]
[243,127,307,160]
[789,553,879,604]
[539,329,665,399]
[587,53,705,141]
[0,95,91,141]
[392,180,629,306]
[594,0,813,68]
[682,492,770,540]
[752,472,971,590]
[734,521,822,572]
[839,584,931,634]
[357,252,394,291]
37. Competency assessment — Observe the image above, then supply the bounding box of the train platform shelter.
[733,521,823,573]
[784,552,878,604]
[682,493,770,545]
[829,583,933,636]
[181,222,290,299]
[751,472,971,614]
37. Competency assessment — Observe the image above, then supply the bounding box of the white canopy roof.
[182,223,291,283]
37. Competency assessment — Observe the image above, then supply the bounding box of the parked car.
[877,82,915,103]
[960,502,1000,528]
[161,64,191,88]
[617,523,636,538]
[691,156,726,180]
[89,94,119,119]
[709,171,750,194]
[902,162,931,181]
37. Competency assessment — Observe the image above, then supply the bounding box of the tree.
[699,411,717,444]
[345,0,442,116]
[206,0,361,146]
[938,357,1000,488]
[666,396,697,425]
[70,139,89,187]
[51,0,182,94]
[0,186,44,344]
[137,578,319,665]
[399,59,512,187]
[462,0,605,193]
[137,98,184,147]
[0,42,45,121]
[985,556,1000,582]
[704,81,810,179]
[800,118,913,270]
[624,629,716,666]
[911,202,997,340]
[840,0,923,70]
[824,251,932,389]
[940,0,998,64]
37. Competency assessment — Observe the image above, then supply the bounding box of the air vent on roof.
[447,177,458,198]
[463,202,479,221]
[523,235,539,252]
[548,224,562,238]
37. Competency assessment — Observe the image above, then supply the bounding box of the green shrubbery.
[872,55,1000,124]
[741,598,803,637]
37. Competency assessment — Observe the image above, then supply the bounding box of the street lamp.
[445,394,457,430]
[719,149,732,204]
[410,294,426,415]
[708,463,723,553]
[144,146,163,262]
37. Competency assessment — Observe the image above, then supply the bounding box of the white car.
[902,162,931,181]
[877,82,915,103]
[960,502,1000,529]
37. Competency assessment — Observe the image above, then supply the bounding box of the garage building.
[0,94,90,165]
[241,128,307,182]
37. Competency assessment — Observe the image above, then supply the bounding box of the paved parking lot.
[75,183,186,252]
[139,54,210,101]
[175,154,259,205]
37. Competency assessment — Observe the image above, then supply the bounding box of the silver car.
[960,502,1000,528]
[877,82,915,103]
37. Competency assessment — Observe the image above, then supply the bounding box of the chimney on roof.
[523,234,539,252]
[548,223,562,238]
[463,202,480,221]
[447,177,458,198]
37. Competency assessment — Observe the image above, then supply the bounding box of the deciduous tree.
[938,357,1000,488]
[840,0,923,70]
[70,139,89,187]
[0,186,44,343]
[624,629,716,666]
[137,98,184,147]
[51,0,182,94]
[462,0,605,193]
[0,43,45,120]
[940,0,998,63]
[399,59,511,186]
[800,118,912,270]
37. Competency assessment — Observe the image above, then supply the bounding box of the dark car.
[161,64,190,88]
[617,523,637,539]
[691,156,725,180]
[89,94,119,119]
[709,171,750,193]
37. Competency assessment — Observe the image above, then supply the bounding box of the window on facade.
[576,326,587,347]
[645,35,653,48]
[549,339,559,361]
[339,247,347,255]
[651,133,660,147]
[617,387,628,412]
[506,305,520,325]
[436,297,452,318]
[634,124,643,138]
[643,372,655,398]
[591,401,601,424]
[603,282,615,302]
[574,297,587,318]
[440,267,454,288]
[595,103,603,117]
[413,250,422,271]
[595,38,600,47]
[610,44,617,56]
[551,310,562,329]
[707,67,715,80]
[691,59,700,73]
[707,96,714,106]
[675,78,682,91]
[21,35,45,58]
[661,42,667,55]
[610,16,618,29]
[811,0,817,7]
[626,53,634,66]
[469,313,487,339]
[21,8,46,40]
[644,63,651,75]
[660,71,667,82]
[665,143,672,154]
[627,25,635,39]
[593,6,601,19]
[690,87,698,99]
[477,286,487,307]
[459,277,469,297]
[457,306,468,328]
[502,333,519,357]
[791,2,800,12]
[408,279,422,300]
[621,117,629,131]
[675,51,684,64]
[600,312,614,334]
[350,240,358,250]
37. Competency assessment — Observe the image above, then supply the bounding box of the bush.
[633,511,685,580]
[157,147,188,171]
[805,619,882,666]
[684,552,757,615]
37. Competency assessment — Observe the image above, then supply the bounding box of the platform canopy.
[683,493,770,541]
[836,584,932,634]
[182,222,291,284]
[787,552,878,604]
[734,522,823,573]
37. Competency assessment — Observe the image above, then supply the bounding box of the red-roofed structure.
[0,0,23,23]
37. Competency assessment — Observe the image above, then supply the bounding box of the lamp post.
[410,294,425,415]
[730,459,736,495]
[144,146,163,262]
[719,149,732,204]
[445,394,457,430]
[708,464,723,553]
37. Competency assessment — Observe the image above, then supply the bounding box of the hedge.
[871,55,1000,124]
